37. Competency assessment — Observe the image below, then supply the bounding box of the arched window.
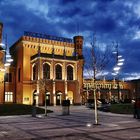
[33,64,37,80]
[43,63,50,79]
[67,65,73,80]
[55,64,62,80]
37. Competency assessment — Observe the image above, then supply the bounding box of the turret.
[73,36,83,57]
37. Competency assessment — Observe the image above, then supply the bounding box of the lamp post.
[0,38,13,103]
[112,43,124,102]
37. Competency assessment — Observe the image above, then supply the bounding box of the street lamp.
[112,43,125,102]
[0,41,13,103]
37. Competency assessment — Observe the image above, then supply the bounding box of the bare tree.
[39,78,48,116]
[85,34,111,125]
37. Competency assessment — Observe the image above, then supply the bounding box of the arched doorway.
[33,90,39,106]
[56,91,62,105]
[67,91,73,104]
[45,91,50,105]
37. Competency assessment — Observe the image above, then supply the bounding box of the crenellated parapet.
[22,36,74,48]
[21,36,74,56]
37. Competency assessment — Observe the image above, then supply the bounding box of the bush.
[110,103,134,114]
[123,99,131,103]
[0,104,53,116]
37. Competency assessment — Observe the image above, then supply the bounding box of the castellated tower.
[73,36,83,57]
[0,22,3,43]
[73,35,84,103]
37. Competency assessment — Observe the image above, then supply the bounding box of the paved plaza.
[0,106,140,140]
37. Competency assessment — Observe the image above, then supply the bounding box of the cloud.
[0,0,140,80]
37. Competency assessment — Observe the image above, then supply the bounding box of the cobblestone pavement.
[0,106,140,140]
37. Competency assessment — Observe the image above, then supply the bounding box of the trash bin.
[62,100,70,115]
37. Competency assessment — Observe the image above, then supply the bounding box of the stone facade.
[7,32,84,105]
[83,79,135,103]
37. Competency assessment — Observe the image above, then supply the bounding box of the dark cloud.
[0,0,140,79]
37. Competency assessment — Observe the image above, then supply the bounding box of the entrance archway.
[56,91,62,105]
[46,91,50,105]
[67,91,73,104]
[33,90,39,106]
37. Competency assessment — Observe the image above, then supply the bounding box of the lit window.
[55,64,62,80]
[5,92,13,102]
[33,64,37,80]
[43,63,50,79]
[67,65,73,80]
[5,73,12,82]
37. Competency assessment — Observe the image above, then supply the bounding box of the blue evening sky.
[0,0,140,80]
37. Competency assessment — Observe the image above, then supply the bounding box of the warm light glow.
[0,68,5,72]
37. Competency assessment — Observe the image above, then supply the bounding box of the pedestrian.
[133,100,137,118]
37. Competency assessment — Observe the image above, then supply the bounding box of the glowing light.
[4,63,10,67]
[86,123,92,127]
[117,62,124,66]
[6,54,11,58]
[7,58,13,62]
[118,59,125,62]
[118,55,122,58]
[0,43,5,47]
[0,68,5,72]
[113,67,120,71]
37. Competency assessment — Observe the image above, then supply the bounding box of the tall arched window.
[33,64,37,80]
[55,64,62,80]
[43,63,50,79]
[67,65,73,80]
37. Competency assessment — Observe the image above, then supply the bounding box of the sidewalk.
[0,105,139,140]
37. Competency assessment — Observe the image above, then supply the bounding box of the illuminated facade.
[9,32,84,105]
[0,23,84,105]
[83,79,135,103]
[0,22,139,105]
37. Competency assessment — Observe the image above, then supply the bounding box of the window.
[5,73,12,82]
[33,64,37,80]
[55,64,62,80]
[18,68,20,82]
[43,63,50,79]
[67,65,73,80]
[5,92,13,102]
